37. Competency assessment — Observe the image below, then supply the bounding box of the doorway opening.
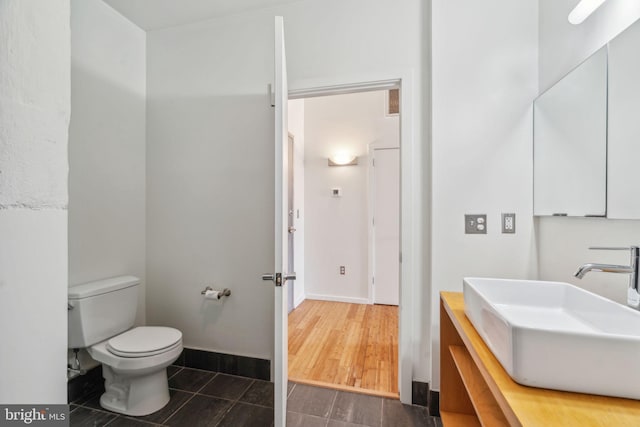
[285,87,401,398]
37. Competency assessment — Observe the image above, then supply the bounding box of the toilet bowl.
[88,326,183,416]
[68,276,183,416]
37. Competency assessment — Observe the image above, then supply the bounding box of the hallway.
[288,300,398,398]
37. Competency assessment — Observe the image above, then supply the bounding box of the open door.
[261,16,292,427]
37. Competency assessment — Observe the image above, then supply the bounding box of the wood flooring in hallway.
[288,299,399,398]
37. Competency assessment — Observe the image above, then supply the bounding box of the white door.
[261,16,292,427]
[373,148,400,305]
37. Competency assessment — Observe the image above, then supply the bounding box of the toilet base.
[99,364,170,416]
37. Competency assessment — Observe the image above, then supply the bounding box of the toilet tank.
[68,276,140,349]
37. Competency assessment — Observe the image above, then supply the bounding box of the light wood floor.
[288,299,399,398]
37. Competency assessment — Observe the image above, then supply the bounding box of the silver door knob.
[288,226,296,233]
[261,272,295,286]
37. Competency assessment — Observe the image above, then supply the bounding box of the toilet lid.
[107,327,182,358]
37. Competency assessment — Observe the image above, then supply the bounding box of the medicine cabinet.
[533,18,640,219]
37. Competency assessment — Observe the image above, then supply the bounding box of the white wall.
[537,1,640,305]
[430,0,538,389]
[69,0,147,327]
[539,0,640,92]
[146,0,427,380]
[146,11,276,361]
[0,0,70,403]
[288,99,306,308]
[304,91,399,303]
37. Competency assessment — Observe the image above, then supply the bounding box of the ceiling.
[104,0,299,31]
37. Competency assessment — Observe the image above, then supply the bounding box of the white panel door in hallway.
[372,148,400,305]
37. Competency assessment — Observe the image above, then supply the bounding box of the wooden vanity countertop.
[441,291,640,427]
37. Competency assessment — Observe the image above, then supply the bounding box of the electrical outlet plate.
[502,213,516,234]
[465,214,487,234]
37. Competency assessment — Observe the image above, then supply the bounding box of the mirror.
[533,47,608,217]
[607,19,640,219]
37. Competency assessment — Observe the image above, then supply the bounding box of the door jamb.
[289,75,417,404]
[287,133,295,313]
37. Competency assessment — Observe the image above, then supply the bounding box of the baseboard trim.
[428,389,440,417]
[411,380,429,407]
[412,380,439,417]
[305,294,370,305]
[294,293,306,309]
[174,348,270,381]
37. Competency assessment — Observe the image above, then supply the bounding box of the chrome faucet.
[574,246,640,310]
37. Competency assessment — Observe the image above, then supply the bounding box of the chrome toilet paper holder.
[201,286,231,299]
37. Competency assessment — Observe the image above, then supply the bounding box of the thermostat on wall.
[331,188,342,197]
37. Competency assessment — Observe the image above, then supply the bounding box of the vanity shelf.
[440,292,640,426]
[448,345,508,426]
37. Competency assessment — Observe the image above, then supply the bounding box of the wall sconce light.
[568,0,607,25]
[328,153,358,166]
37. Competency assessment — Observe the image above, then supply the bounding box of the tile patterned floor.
[70,366,442,427]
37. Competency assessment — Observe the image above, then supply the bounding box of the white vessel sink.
[463,277,640,400]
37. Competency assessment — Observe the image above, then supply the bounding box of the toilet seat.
[107,326,182,358]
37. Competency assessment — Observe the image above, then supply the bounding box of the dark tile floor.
[70,366,442,427]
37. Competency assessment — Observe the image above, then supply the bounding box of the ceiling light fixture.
[568,0,607,25]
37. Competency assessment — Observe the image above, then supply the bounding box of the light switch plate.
[465,214,487,234]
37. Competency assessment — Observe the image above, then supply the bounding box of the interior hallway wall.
[537,1,640,305]
[69,0,147,326]
[0,0,70,403]
[430,0,538,389]
[145,0,428,383]
[304,91,399,303]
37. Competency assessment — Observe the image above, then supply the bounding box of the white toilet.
[68,276,183,416]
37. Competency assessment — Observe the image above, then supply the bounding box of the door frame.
[368,144,400,306]
[289,73,418,404]
[287,132,295,314]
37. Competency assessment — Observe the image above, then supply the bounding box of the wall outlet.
[465,214,487,234]
[502,213,516,234]
[340,266,345,275]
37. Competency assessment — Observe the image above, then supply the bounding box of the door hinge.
[372,276,375,285]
